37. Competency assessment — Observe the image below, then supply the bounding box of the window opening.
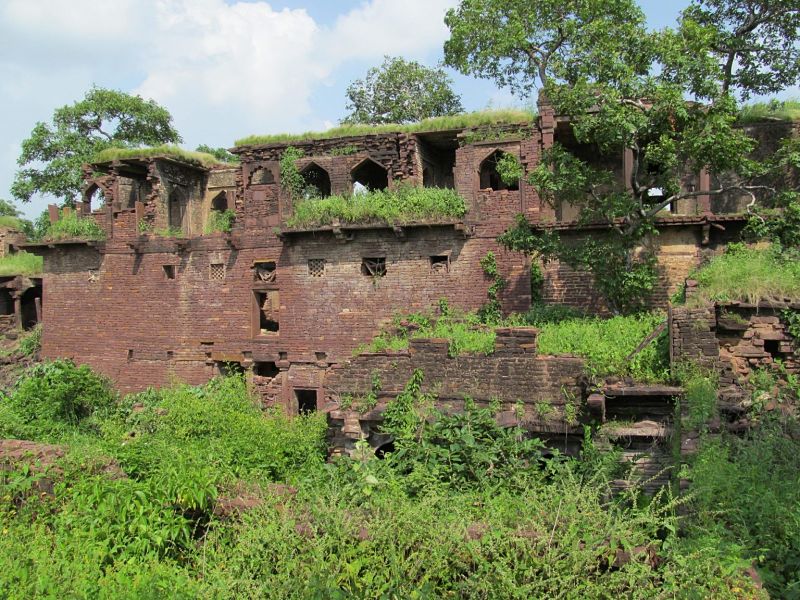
[163,265,176,280]
[217,361,245,377]
[479,150,519,191]
[361,257,386,277]
[300,163,331,198]
[351,159,388,191]
[295,389,318,414]
[210,263,226,280]
[255,291,279,335]
[308,258,325,277]
[254,361,279,378]
[430,255,449,273]
[0,289,13,316]
[249,166,275,186]
[211,191,228,212]
[168,188,188,233]
[254,261,276,282]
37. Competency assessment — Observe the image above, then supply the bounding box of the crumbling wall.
[323,328,586,453]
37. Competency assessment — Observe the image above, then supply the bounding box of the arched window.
[351,158,388,192]
[479,150,519,191]
[211,191,228,212]
[300,163,331,198]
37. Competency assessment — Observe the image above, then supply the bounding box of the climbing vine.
[478,251,507,324]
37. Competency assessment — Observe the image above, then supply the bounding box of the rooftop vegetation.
[738,99,800,124]
[43,210,106,242]
[285,186,467,228]
[0,251,42,276]
[235,108,536,147]
[685,244,800,306]
[362,305,668,382]
[92,145,225,168]
[0,216,25,231]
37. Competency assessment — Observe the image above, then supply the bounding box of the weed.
[0,251,42,276]
[204,209,235,234]
[43,210,105,241]
[93,145,225,168]
[286,185,466,227]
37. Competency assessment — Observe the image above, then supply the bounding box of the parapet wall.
[323,328,586,453]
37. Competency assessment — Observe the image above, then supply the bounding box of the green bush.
[286,185,467,227]
[44,210,106,241]
[204,209,235,234]
[3,360,116,434]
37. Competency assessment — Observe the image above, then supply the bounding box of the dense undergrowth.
[286,185,467,228]
[363,305,669,382]
[0,360,786,598]
[41,210,106,242]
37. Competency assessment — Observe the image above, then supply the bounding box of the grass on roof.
[738,99,800,124]
[686,244,800,305]
[93,145,225,168]
[0,216,24,231]
[0,251,42,276]
[286,186,467,228]
[235,109,537,147]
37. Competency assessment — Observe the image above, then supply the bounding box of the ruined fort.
[15,98,799,474]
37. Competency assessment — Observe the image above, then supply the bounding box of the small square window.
[361,257,386,277]
[308,258,325,277]
[430,255,449,273]
[163,265,176,280]
[254,261,276,282]
[210,263,225,280]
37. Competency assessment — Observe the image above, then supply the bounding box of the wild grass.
[44,211,106,241]
[204,209,235,234]
[530,309,669,382]
[93,145,225,168]
[0,216,24,231]
[286,186,467,228]
[362,306,669,381]
[688,245,800,305]
[738,98,800,124]
[0,251,42,276]
[235,109,536,146]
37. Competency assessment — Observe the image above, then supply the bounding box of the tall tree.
[444,0,800,313]
[343,56,463,124]
[12,87,181,205]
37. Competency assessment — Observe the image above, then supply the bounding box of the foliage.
[286,185,467,228]
[194,144,240,163]
[19,209,52,242]
[478,251,507,324]
[0,251,42,276]
[43,209,106,241]
[204,209,235,234]
[530,310,669,382]
[687,420,800,595]
[93,145,223,168]
[17,324,42,358]
[343,56,463,125]
[12,86,180,204]
[0,360,774,598]
[1,360,116,437]
[235,109,535,146]
[739,98,800,123]
[279,146,305,199]
[679,367,719,430]
[364,305,669,381]
[445,0,800,314]
[499,215,658,314]
[687,244,800,305]
[327,145,359,156]
[744,198,800,248]
[495,152,524,187]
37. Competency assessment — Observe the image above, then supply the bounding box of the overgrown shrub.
[44,211,106,241]
[204,209,235,234]
[286,185,467,227]
[2,360,116,435]
[0,251,42,276]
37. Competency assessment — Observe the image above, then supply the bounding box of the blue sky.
[0,0,792,219]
